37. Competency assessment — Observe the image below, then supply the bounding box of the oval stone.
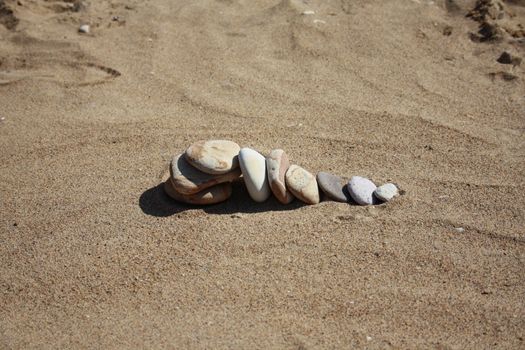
[185,139,240,175]
[285,165,320,205]
[317,172,351,202]
[238,148,270,202]
[164,179,232,205]
[347,176,377,205]
[266,149,294,204]
[170,154,241,195]
[374,183,399,202]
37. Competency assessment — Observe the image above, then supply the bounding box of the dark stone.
[497,51,522,66]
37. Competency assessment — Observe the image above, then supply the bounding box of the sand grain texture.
[1,0,524,348]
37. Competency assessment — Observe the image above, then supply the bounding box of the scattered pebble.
[239,148,271,202]
[374,183,399,202]
[285,165,320,205]
[313,19,326,24]
[347,176,377,205]
[78,24,90,33]
[317,172,350,202]
[302,10,315,15]
[185,139,240,175]
[497,51,522,66]
[266,149,294,204]
[455,227,465,233]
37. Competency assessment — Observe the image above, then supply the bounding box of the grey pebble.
[374,183,399,202]
[347,176,377,205]
[317,172,351,202]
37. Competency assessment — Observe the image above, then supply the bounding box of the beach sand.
[1,0,524,348]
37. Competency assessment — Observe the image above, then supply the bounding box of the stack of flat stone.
[164,140,242,205]
[164,139,400,206]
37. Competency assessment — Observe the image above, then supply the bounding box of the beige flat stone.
[170,154,241,195]
[164,179,232,205]
[185,139,240,175]
[285,164,320,205]
[266,149,294,204]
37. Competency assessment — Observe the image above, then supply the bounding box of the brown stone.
[285,165,320,205]
[170,154,241,195]
[164,179,232,205]
[185,140,240,175]
[266,149,294,204]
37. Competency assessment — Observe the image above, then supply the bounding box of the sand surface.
[1,0,524,348]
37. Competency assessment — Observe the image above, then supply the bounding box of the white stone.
[79,24,90,33]
[302,10,315,15]
[374,183,399,202]
[239,148,270,202]
[347,176,377,205]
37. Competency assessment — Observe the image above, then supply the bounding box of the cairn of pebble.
[164,139,400,206]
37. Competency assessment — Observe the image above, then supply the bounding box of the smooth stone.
[285,165,320,205]
[185,139,240,175]
[78,24,90,33]
[347,176,377,205]
[316,172,351,202]
[238,148,270,202]
[374,183,399,202]
[164,179,232,205]
[266,149,294,204]
[170,154,241,195]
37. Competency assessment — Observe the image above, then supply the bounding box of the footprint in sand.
[0,0,18,30]
[0,34,120,87]
[0,60,121,86]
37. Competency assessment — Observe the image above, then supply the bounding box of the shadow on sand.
[139,181,306,217]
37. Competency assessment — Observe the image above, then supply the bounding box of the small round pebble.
[285,165,319,205]
[239,148,270,202]
[78,24,90,33]
[185,139,240,175]
[347,176,377,205]
[373,183,399,202]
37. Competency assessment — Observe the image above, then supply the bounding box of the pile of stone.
[164,140,399,206]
